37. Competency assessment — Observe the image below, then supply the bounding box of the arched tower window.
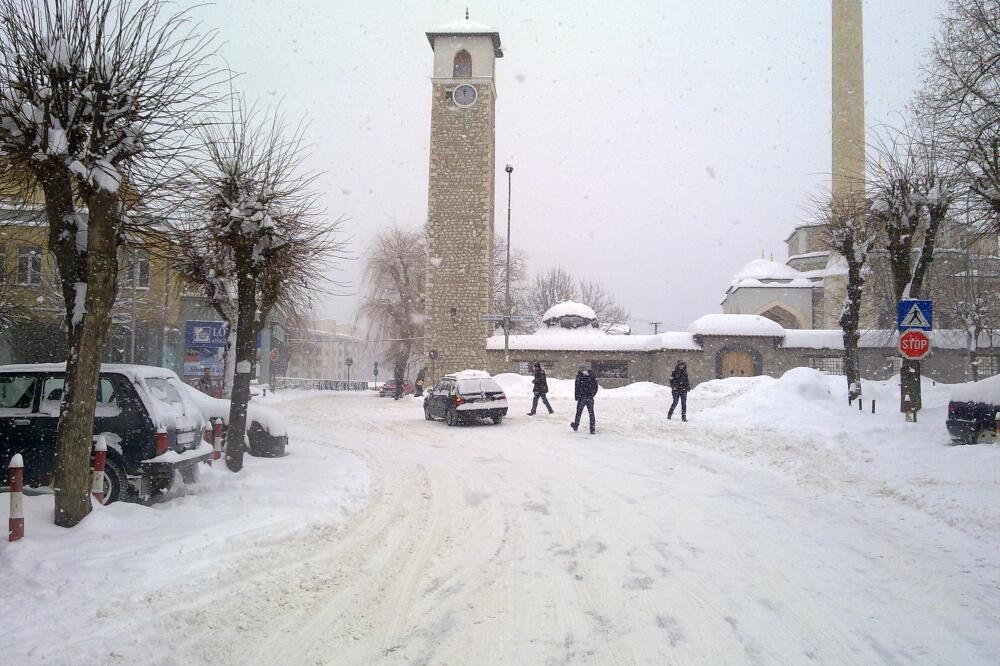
[453,50,472,78]
[760,306,800,329]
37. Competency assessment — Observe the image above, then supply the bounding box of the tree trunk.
[52,190,120,527]
[225,255,257,472]
[900,359,922,413]
[223,315,236,398]
[840,247,865,402]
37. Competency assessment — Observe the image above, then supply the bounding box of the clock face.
[453,84,477,108]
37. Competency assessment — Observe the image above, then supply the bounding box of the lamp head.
[505,164,513,174]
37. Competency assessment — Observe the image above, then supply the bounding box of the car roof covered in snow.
[950,374,1000,405]
[0,362,181,380]
[444,370,493,379]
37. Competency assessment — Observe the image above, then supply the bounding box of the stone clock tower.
[423,18,503,378]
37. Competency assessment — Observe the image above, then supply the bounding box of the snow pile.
[179,382,288,436]
[688,313,785,337]
[0,402,371,664]
[689,368,1000,534]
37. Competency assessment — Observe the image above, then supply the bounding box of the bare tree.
[177,100,339,473]
[869,125,959,412]
[528,266,630,332]
[0,0,216,526]
[820,191,877,401]
[937,242,1000,380]
[490,231,530,333]
[358,226,426,394]
[920,0,1000,233]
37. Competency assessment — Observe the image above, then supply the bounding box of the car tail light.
[497,393,506,400]
[948,403,956,415]
[155,427,168,456]
[453,396,465,406]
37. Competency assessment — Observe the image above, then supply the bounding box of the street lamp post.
[504,163,513,367]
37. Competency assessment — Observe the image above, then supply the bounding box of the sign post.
[897,299,933,418]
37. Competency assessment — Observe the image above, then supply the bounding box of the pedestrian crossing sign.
[897,299,933,331]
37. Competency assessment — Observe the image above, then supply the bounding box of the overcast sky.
[194,0,945,333]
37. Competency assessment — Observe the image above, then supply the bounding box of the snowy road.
[130,388,999,665]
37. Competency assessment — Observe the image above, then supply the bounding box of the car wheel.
[424,404,434,421]
[100,459,127,505]
[974,428,997,445]
[446,408,457,427]
[492,415,503,425]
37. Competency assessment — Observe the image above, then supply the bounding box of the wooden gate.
[721,349,754,377]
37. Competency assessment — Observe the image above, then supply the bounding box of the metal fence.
[275,377,372,391]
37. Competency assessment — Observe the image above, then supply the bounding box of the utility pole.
[651,321,662,335]
[504,163,513,367]
[129,249,137,363]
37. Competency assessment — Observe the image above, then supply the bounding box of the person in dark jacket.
[527,362,554,415]
[668,360,690,421]
[570,367,599,434]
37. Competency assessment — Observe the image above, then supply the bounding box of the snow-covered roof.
[541,300,598,324]
[689,314,785,338]
[787,251,831,261]
[487,332,699,352]
[426,18,503,56]
[729,259,815,290]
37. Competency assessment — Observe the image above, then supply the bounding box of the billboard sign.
[185,320,228,347]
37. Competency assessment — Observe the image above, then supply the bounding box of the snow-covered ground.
[2,370,998,664]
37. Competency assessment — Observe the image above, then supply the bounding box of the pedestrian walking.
[393,366,404,401]
[668,360,690,421]
[414,367,426,398]
[570,366,599,434]
[527,362,554,415]
[196,367,214,396]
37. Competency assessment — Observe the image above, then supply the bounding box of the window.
[517,361,552,375]
[0,375,38,413]
[16,245,42,286]
[977,356,999,377]
[886,356,903,376]
[591,361,628,379]
[39,377,118,416]
[453,50,472,77]
[124,249,150,289]
[807,356,845,375]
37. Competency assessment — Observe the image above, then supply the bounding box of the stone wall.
[424,80,496,379]
[486,335,992,389]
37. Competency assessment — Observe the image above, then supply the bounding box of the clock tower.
[423,18,503,378]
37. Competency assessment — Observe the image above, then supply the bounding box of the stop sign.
[899,329,931,360]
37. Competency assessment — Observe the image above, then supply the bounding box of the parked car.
[946,374,1000,445]
[379,379,414,397]
[178,382,288,457]
[423,370,508,426]
[0,363,213,504]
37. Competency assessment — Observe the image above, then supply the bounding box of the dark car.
[423,370,508,426]
[0,363,213,503]
[946,375,999,445]
[378,379,414,397]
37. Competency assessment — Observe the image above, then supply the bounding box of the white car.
[179,383,288,457]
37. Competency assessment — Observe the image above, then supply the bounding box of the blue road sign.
[897,299,933,331]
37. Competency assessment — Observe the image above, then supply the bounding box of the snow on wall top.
[487,331,700,352]
[541,300,598,324]
[782,329,1000,350]
[426,18,503,56]
[688,314,785,337]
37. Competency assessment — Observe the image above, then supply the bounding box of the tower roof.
[426,18,503,57]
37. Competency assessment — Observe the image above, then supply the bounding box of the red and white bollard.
[213,420,224,461]
[903,394,915,422]
[8,453,24,542]
[92,436,107,504]
[203,423,214,466]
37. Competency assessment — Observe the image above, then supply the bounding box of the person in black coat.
[570,367,599,434]
[527,362,554,415]
[668,360,690,421]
